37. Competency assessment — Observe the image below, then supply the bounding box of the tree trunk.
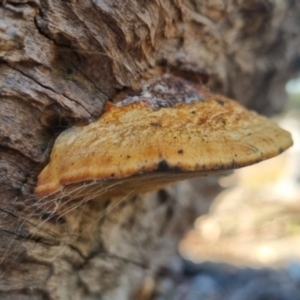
[0,0,299,299]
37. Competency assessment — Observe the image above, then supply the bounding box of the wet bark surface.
[0,0,300,299]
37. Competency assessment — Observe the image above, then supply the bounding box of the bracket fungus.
[35,75,293,201]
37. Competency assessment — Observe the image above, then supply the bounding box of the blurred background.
[146,77,300,300]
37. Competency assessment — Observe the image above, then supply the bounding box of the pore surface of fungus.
[35,75,293,200]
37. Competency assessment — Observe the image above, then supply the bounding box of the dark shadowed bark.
[0,1,300,299]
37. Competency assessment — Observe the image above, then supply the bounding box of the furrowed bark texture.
[0,0,300,299]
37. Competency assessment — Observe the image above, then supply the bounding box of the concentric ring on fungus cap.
[35,75,293,201]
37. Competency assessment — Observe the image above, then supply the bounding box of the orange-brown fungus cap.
[35,75,293,200]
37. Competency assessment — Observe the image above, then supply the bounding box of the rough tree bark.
[0,1,300,299]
